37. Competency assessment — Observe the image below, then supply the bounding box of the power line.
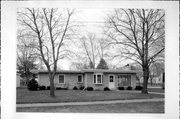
[72,21,105,23]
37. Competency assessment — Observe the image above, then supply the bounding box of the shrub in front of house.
[39,85,46,90]
[56,87,62,90]
[61,87,68,90]
[47,86,62,90]
[162,84,165,90]
[126,86,132,90]
[73,86,78,90]
[86,87,93,91]
[27,79,39,91]
[104,87,110,91]
[118,87,124,90]
[135,86,143,90]
[79,86,85,90]
[47,86,50,90]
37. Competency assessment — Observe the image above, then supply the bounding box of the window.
[78,75,83,83]
[109,75,114,82]
[93,74,103,84]
[118,75,131,86]
[59,75,65,84]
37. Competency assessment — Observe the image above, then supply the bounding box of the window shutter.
[102,75,103,83]
[94,75,96,84]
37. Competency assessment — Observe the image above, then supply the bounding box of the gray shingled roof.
[32,69,140,74]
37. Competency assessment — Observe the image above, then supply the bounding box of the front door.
[109,75,115,90]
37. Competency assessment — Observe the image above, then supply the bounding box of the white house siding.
[38,74,50,86]
[131,74,136,89]
[84,73,88,88]
[38,72,137,90]
[55,73,84,89]
[85,73,109,90]
[84,73,94,88]
[114,75,119,88]
[101,73,109,89]
[84,73,136,90]
[38,73,84,89]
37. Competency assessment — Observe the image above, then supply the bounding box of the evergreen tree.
[96,58,108,69]
[17,59,38,84]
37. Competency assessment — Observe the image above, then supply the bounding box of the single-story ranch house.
[35,69,138,90]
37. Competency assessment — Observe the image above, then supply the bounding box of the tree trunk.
[25,74,30,85]
[142,65,149,94]
[49,75,55,97]
[162,72,165,90]
[150,77,153,86]
[137,77,141,86]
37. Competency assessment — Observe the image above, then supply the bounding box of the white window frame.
[77,74,83,83]
[59,75,65,84]
[93,73,103,84]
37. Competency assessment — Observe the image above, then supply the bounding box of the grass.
[17,89,164,104]
[17,101,164,113]
[147,88,164,93]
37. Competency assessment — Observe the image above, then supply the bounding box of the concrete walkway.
[116,90,164,95]
[148,86,163,88]
[148,92,164,95]
[17,98,164,108]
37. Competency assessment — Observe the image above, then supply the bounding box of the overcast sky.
[75,9,109,37]
[59,8,133,70]
[60,9,107,70]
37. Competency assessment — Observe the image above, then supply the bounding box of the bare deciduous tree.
[17,30,38,83]
[17,8,78,97]
[74,32,110,70]
[105,9,165,93]
[78,32,99,69]
[97,38,109,59]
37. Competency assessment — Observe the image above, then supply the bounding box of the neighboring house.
[16,73,21,87]
[150,76,163,84]
[139,73,164,84]
[35,69,138,90]
[16,73,27,87]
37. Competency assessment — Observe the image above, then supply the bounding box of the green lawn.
[17,101,164,113]
[17,89,164,104]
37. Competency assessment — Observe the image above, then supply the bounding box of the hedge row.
[118,86,133,90]
[118,86,143,90]
[73,86,85,90]
[135,86,143,90]
[27,79,143,91]
[72,86,111,91]
[30,85,143,91]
